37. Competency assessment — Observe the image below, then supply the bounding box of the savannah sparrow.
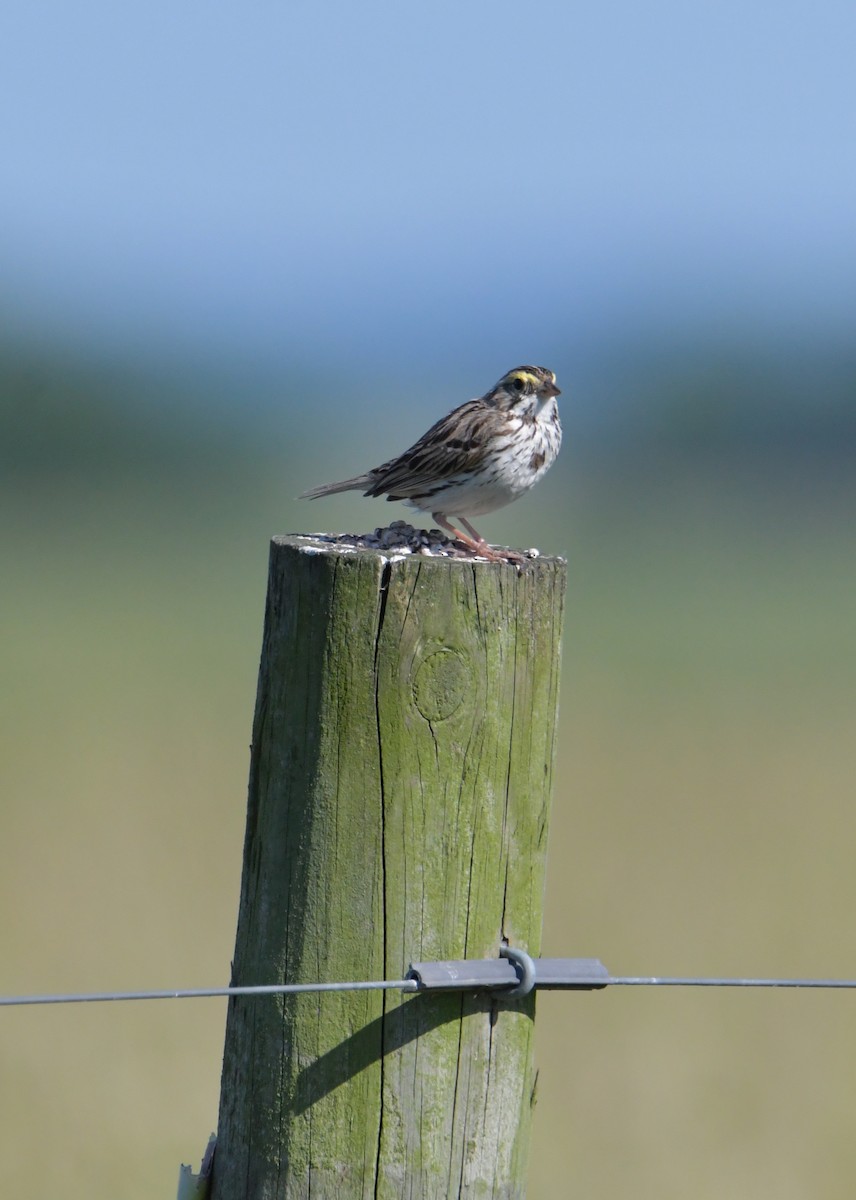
[300,365,562,561]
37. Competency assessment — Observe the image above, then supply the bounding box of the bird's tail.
[299,473,373,500]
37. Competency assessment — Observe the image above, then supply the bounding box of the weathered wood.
[210,536,566,1200]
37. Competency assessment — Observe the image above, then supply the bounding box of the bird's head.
[489,366,561,413]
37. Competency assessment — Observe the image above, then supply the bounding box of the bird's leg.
[459,516,527,564]
[432,513,525,564]
[431,512,495,557]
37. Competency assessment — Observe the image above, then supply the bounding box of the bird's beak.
[545,381,561,398]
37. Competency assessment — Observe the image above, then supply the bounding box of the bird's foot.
[432,513,529,567]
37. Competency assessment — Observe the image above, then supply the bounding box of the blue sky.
[2,1,854,378]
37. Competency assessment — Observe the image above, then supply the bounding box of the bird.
[299,365,562,561]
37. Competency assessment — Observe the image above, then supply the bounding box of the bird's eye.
[512,377,525,392]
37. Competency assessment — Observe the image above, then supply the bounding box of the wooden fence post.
[208,535,567,1200]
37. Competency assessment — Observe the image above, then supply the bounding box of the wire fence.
[4,965,856,1008]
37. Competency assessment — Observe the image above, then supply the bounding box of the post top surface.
[273,529,566,568]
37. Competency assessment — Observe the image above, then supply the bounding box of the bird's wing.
[366,401,497,499]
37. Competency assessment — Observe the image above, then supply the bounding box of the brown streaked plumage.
[300,366,562,561]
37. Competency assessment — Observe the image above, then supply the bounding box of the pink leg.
[433,513,524,564]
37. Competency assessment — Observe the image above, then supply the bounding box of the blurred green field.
[2,375,855,1197]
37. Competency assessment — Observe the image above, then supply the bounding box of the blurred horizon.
[2,1,856,386]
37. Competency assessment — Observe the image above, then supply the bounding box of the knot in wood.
[411,648,468,723]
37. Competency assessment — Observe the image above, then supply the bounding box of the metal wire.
[608,976,856,989]
[2,973,856,1008]
[0,980,419,1008]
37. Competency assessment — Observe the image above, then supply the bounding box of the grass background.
[1,347,855,1198]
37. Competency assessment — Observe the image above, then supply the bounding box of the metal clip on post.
[405,953,610,995]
